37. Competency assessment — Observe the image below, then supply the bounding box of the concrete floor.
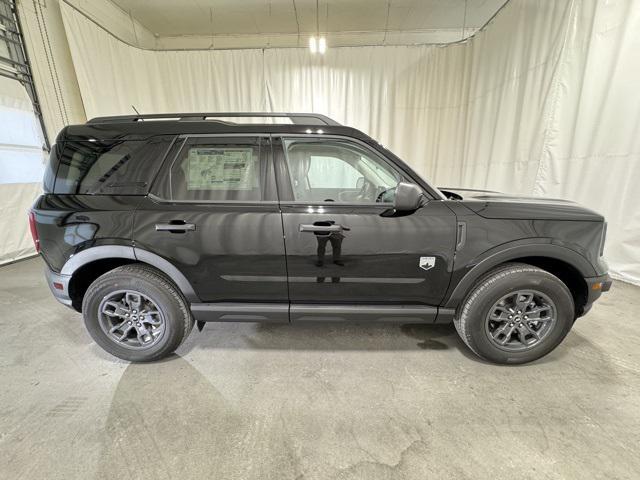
[0,258,639,480]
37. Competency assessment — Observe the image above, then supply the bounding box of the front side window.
[283,139,403,203]
[153,137,275,201]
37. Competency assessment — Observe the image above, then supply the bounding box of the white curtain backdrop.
[0,76,45,264]
[59,0,640,284]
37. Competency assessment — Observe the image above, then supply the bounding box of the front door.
[274,135,457,322]
[134,135,288,321]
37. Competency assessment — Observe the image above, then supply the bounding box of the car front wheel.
[454,263,575,364]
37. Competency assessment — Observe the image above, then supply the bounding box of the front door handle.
[299,224,343,233]
[155,222,196,232]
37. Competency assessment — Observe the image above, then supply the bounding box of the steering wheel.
[356,178,377,202]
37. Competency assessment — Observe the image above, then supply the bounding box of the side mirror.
[393,182,423,211]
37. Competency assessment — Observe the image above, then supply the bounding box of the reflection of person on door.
[314,221,350,267]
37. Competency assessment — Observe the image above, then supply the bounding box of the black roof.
[58,112,371,143]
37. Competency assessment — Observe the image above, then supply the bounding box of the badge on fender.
[419,256,436,271]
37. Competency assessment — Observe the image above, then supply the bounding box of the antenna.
[131,105,142,117]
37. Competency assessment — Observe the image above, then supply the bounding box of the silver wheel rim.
[98,290,166,350]
[484,290,557,352]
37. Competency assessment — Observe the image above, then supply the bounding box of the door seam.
[270,133,292,322]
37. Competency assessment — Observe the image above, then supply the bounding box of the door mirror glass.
[393,182,423,211]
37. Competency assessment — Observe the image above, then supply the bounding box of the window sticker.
[186,147,255,190]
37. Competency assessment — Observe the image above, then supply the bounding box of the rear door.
[274,135,457,322]
[134,135,288,321]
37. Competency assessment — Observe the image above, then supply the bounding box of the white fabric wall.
[0,76,45,263]
[18,0,86,140]
[59,0,640,284]
[5,0,84,265]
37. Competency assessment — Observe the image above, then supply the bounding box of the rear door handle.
[299,224,343,233]
[155,222,196,232]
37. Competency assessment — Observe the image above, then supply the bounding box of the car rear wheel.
[454,263,575,364]
[82,264,193,362]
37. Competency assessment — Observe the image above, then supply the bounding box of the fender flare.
[60,245,199,302]
[443,242,596,309]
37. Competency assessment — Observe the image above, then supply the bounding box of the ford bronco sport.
[30,113,611,364]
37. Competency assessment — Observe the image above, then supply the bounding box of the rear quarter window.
[54,136,174,195]
[42,143,61,193]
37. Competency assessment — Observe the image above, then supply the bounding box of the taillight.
[28,210,40,253]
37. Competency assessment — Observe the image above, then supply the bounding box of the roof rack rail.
[87,112,341,126]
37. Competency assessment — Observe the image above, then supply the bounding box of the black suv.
[31,113,611,364]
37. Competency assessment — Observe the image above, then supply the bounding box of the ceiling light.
[309,0,326,54]
[318,37,326,54]
[309,36,326,55]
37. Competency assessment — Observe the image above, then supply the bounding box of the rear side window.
[152,136,276,201]
[42,143,61,193]
[54,136,174,195]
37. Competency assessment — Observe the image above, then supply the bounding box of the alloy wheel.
[98,290,166,349]
[484,290,557,351]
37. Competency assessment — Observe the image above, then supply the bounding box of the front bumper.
[580,273,612,316]
[44,267,74,308]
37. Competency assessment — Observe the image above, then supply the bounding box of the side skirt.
[191,303,455,324]
[191,303,289,323]
[290,304,438,322]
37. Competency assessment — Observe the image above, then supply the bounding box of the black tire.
[454,263,575,364]
[82,264,194,362]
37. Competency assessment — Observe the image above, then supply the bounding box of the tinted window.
[42,143,61,193]
[283,139,403,203]
[152,137,275,202]
[54,136,174,195]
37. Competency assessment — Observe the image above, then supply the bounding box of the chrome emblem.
[419,256,436,271]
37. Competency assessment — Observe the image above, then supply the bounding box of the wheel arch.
[444,243,594,317]
[64,246,198,312]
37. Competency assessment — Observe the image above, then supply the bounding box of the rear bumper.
[44,267,74,308]
[580,273,612,316]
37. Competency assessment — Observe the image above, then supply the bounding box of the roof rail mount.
[87,112,341,126]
